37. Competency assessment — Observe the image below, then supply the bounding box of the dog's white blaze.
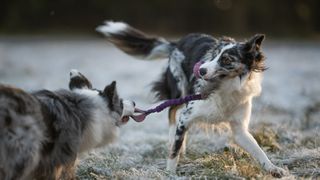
[200,43,236,79]
[96,21,128,36]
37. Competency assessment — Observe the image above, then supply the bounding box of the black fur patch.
[170,125,186,159]
[152,68,181,100]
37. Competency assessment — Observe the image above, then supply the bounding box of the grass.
[76,123,320,179]
[178,146,262,178]
[252,123,281,152]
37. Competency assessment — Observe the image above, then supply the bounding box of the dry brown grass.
[177,146,263,178]
[252,123,281,152]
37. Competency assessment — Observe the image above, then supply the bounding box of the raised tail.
[96,21,175,60]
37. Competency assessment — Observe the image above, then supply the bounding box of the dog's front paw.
[267,165,288,178]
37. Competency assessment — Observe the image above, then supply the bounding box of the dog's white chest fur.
[191,73,262,124]
[79,106,119,153]
[73,89,119,154]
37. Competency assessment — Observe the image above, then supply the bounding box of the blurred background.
[0,0,320,38]
[1,0,320,178]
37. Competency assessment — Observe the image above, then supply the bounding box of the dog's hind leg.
[60,160,77,180]
[0,109,44,180]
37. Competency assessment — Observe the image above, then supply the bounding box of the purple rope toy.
[131,94,203,122]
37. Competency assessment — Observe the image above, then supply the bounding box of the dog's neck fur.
[218,72,262,97]
[213,72,261,104]
[194,72,262,124]
[71,88,120,153]
[199,70,262,100]
[34,89,120,155]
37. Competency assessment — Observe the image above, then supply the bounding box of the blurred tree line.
[0,0,319,37]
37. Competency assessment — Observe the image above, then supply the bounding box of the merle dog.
[0,69,135,180]
[97,21,287,177]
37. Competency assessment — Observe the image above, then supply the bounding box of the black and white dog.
[97,21,287,177]
[0,69,135,180]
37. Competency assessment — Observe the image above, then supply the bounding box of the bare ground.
[0,36,319,179]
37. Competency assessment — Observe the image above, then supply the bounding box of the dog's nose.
[132,101,136,106]
[199,68,207,76]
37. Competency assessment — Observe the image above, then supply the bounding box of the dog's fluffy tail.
[96,21,174,60]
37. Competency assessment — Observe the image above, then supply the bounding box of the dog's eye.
[222,57,232,65]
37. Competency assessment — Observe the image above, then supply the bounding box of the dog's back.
[0,85,45,180]
[0,86,97,179]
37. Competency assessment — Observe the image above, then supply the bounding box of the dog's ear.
[244,34,265,52]
[103,81,119,108]
[243,34,267,72]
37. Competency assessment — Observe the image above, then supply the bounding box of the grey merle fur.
[0,72,128,180]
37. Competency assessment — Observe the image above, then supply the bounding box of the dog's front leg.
[166,106,193,173]
[230,101,287,178]
[232,127,287,177]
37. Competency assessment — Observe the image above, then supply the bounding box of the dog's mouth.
[121,108,146,123]
[130,108,146,122]
[205,73,228,82]
[121,116,130,124]
[193,61,203,78]
[193,61,225,81]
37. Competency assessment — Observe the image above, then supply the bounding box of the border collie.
[0,69,135,180]
[97,21,287,177]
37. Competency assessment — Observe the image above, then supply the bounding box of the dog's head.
[195,34,266,84]
[69,69,135,126]
[100,81,136,126]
